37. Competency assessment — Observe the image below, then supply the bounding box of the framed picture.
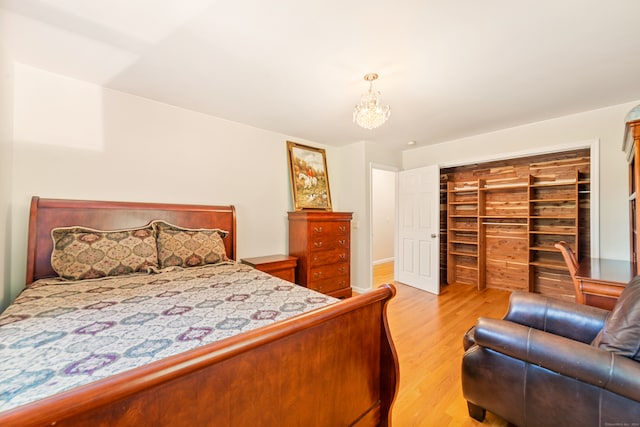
[287,141,332,210]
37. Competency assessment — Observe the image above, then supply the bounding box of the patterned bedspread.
[0,262,337,411]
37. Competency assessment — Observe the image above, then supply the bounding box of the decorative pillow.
[51,225,158,280]
[592,275,640,361]
[152,220,229,268]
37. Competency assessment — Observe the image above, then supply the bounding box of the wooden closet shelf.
[482,222,528,226]
[530,215,576,219]
[480,184,528,190]
[529,230,576,235]
[450,187,478,192]
[529,246,560,252]
[529,260,567,270]
[449,240,478,245]
[529,198,577,203]
[449,250,478,257]
[479,215,528,219]
[455,265,478,271]
[529,180,576,188]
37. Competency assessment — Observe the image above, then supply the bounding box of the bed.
[0,197,398,427]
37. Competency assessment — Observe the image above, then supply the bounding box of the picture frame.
[287,141,333,210]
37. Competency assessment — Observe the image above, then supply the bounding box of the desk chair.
[554,241,584,304]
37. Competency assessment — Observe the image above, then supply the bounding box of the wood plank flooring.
[373,262,511,426]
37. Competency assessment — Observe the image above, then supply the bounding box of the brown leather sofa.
[462,276,640,427]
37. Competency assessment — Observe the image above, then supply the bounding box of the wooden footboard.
[0,284,398,427]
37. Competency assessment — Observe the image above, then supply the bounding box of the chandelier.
[353,73,391,129]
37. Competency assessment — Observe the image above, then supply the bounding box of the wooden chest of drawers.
[288,211,353,298]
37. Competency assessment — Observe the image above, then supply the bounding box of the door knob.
[431,233,437,238]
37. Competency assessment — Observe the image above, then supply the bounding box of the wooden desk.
[574,258,635,310]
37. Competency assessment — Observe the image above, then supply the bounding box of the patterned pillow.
[51,225,158,280]
[152,220,229,268]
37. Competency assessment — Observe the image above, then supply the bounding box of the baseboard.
[373,257,394,266]
[351,285,371,294]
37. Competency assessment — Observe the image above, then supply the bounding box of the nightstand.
[240,255,298,283]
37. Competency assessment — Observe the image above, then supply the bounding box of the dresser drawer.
[310,221,349,236]
[310,236,349,251]
[309,262,349,282]
[309,248,349,266]
[308,274,349,294]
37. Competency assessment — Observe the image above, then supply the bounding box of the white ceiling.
[2,0,640,151]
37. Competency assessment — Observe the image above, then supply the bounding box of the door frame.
[369,163,399,288]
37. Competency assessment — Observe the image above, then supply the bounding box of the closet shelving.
[446,181,480,287]
[479,178,529,293]
[447,170,585,299]
[527,172,579,297]
[439,176,449,285]
[528,173,579,265]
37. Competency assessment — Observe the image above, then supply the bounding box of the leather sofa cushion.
[592,275,640,361]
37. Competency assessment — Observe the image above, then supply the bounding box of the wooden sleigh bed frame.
[0,197,398,427]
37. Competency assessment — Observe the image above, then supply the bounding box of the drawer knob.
[314,272,323,278]
[339,226,346,232]
[338,267,345,273]
[313,226,323,232]
[338,254,346,260]
[338,239,346,245]
[313,241,323,248]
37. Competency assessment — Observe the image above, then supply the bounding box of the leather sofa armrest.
[503,291,609,343]
[473,317,640,402]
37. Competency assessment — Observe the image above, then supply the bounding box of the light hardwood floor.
[373,262,511,426]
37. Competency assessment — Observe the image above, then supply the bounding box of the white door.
[396,165,440,294]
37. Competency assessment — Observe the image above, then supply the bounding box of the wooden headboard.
[26,197,237,284]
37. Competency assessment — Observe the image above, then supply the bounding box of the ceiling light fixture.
[353,73,391,130]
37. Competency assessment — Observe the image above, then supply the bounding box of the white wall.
[5,62,636,308]
[333,141,401,293]
[403,101,639,261]
[332,142,367,292]
[3,63,404,306]
[5,64,343,307]
[372,168,395,263]
[0,49,14,310]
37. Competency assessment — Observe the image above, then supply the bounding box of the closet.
[442,149,590,301]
